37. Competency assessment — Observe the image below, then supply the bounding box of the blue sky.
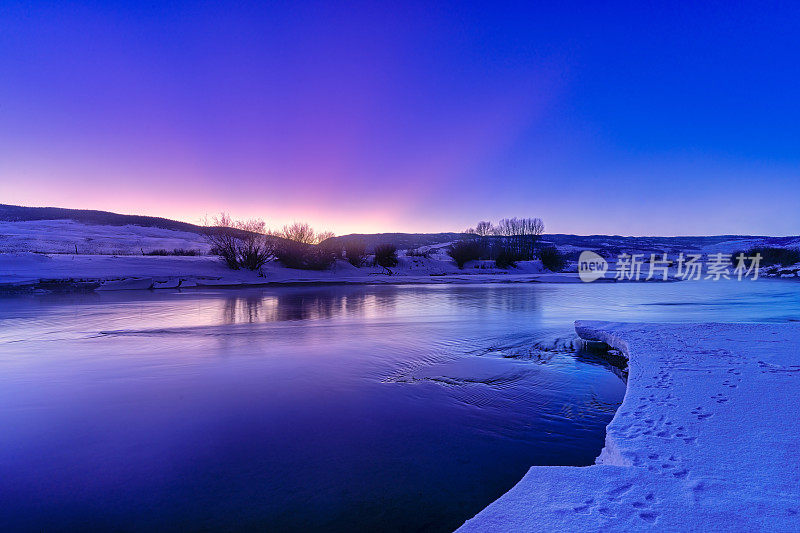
[1,1,798,235]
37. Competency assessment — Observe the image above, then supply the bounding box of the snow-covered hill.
[0,219,210,255]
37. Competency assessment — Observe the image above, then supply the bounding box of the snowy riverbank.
[2,218,797,292]
[0,252,588,293]
[459,321,800,531]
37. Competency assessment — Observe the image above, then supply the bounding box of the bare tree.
[493,217,543,237]
[495,218,515,236]
[315,231,335,244]
[475,221,493,236]
[533,218,544,236]
[203,213,274,270]
[522,217,544,237]
[487,217,545,260]
[204,213,240,269]
[281,222,316,244]
[235,219,274,270]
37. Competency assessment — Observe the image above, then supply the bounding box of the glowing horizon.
[2,2,799,237]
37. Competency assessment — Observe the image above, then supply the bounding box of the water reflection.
[215,284,544,326]
[219,287,403,323]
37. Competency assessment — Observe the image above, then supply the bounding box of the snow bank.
[0,253,585,292]
[459,321,800,531]
[96,278,155,291]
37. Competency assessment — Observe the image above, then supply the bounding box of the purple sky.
[2,2,799,235]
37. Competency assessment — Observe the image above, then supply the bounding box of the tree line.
[203,213,395,272]
[451,217,566,271]
[203,213,565,273]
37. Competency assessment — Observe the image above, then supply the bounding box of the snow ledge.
[458,321,800,531]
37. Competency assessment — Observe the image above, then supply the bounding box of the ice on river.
[459,320,800,531]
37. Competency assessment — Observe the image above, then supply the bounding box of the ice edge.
[458,320,800,531]
[574,320,634,467]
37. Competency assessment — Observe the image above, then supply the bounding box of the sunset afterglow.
[2,2,799,235]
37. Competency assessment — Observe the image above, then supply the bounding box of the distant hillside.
[538,234,800,258]
[324,232,467,252]
[3,204,798,257]
[0,205,301,255]
[330,231,800,257]
[0,204,205,233]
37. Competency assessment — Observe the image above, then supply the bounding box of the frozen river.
[0,280,797,531]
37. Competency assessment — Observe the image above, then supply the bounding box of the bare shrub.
[405,247,430,258]
[731,247,800,267]
[319,239,344,260]
[144,248,201,256]
[344,239,367,267]
[275,240,335,270]
[448,240,484,268]
[204,213,273,270]
[279,222,336,246]
[316,231,335,244]
[373,243,398,268]
[235,219,274,270]
[495,248,519,269]
[281,222,317,244]
[539,246,567,272]
[204,213,240,269]
[171,248,201,256]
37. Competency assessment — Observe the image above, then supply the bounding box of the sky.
[1,1,799,236]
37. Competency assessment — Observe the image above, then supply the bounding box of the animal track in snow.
[606,483,633,500]
[721,378,739,388]
[566,484,660,525]
[632,492,660,524]
[572,498,594,513]
[758,360,800,374]
[711,393,728,404]
[690,406,714,421]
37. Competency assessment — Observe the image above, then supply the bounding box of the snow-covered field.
[459,321,800,531]
[0,251,561,291]
[0,219,210,255]
[1,219,798,291]
[0,220,562,290]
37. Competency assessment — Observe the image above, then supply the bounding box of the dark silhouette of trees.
[448,240,484,268]
[475,221,493,236]
[489,217,544,260]
[373,244,398,268]
[281,222,317,244]
[344,239,367,267]
[204,213,274,270]
[316,231,335,244]
[539,246,567,272]
[280,222,335,245]
[459,217,546,268]
[275,241,335,270]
